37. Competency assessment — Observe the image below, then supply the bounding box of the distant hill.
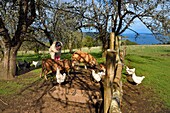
[83,32,167,45]
[83,32,99,38]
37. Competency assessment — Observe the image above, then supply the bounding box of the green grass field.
[124,45,170,108]
[0,45,170,108]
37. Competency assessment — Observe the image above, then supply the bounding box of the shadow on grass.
[16,66,42,76]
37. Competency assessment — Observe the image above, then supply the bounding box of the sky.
[123,19,152,34]
[82,18,152,34]
[61,0,152,34]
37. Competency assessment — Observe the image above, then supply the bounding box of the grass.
[17,53,50,62]
[0,81,23,95]
[17,46,102,61]
[124,45,170,108]
[0,45,170,109]
[0,72,41,96]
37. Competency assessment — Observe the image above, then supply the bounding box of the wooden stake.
[114,62,123,85]
[104,50,116,113]
[110,32,115,50]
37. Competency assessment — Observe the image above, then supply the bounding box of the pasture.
[124,45,170,108]
[0,45,170,113]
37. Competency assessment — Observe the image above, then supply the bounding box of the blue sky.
[81,18,152,34]
[124,19,152,34]
[61,0,152,34]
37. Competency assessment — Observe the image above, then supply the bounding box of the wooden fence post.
[110,32,115,50]
[109,35,123,113]
[104,32,116,113]
[104,50,117,113]
[104,33,123,113]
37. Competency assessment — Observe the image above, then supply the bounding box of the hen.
[56,68,66,85]
[32,61,41,68]
[132,73,145,85]
[126,66,135,75]
[91,70,105,82]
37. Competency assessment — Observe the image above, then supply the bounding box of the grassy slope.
[124,45,170,108]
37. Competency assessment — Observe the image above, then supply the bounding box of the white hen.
[98,71,105,76]
[132,73,145,85]
[91,70,103,82]
[32,61,41,68]
[56,68,66,84]
[126,66,135,75]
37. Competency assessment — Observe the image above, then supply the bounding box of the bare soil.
[0,67,169,113]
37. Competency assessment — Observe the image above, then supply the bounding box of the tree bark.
[1,48,10,79]
[0,47,18,80]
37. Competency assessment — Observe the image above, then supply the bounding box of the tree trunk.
[10,49,17,77]
[68,35,73,53]
[101,34,110,58]
[0,47,17,80]
[102,43,108,58]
